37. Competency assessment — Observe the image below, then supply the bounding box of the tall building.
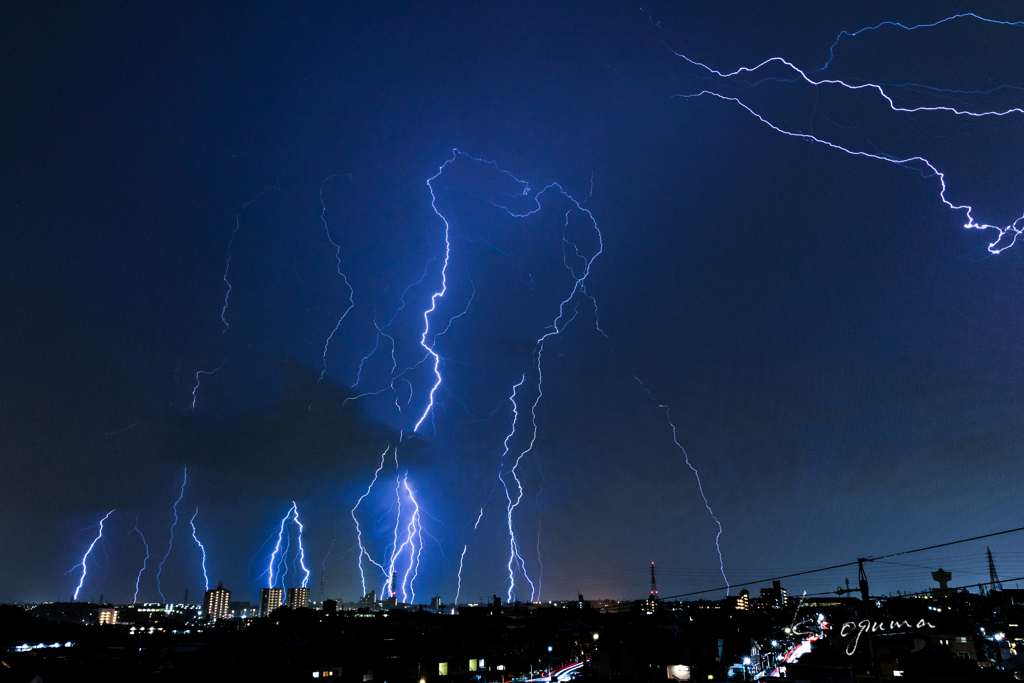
[204,582,231,622]
[229,601,257,619]
[260,588,283,617]
[725,589,749,610]
[287,587,310,609]
[760,581,787,608]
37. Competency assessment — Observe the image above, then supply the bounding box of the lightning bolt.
[475,160,601,603]
[818,14,1024,74]
[221,184,279,332]
[350,444,390,596]
[455,544,468,607]
[268,504,290,588]
[384,462,404,598]
[635,376,729,595]
[348,433,434,605]
[318,174,356,381]
[665,13,1024,254]
[411,151,526,433]
[293,502,311,589]
[68,509,115,601]
[267,501,309,589]
[498,373,536,602]
[191,367,220,411]
[128,516,150,604]
[319,530,337,602]
[104,421,145,437]
[342,273,434,414]
[397,475,424,604]
[352,265,432,390]
[322,532,336,573]
[278,528,292,588]
[347,438,427,604]
[157,465,187,602]
[189,508,209,591]
[411,158,457,433]
[395,150,602,601]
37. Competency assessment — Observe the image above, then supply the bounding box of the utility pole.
[855,559,883,683]
[858,559,870,603]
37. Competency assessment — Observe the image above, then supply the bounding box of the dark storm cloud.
[178,360,402,489]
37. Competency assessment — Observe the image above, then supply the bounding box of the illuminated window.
[439,662,449,676]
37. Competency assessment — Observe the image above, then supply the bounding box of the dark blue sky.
[3,1,1024,605]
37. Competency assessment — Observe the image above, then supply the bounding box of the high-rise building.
[260,588,284,617]
[725,589,749,610]
[229,601,257,619]
[287,587,310,609]
[759,581,787,608]
[204,582,231,622]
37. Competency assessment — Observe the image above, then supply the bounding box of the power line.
[663,560,860,599]
[870,526,1024,562]
[660,524,1024,600]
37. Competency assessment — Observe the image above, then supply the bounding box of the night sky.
[3,1,1024,607]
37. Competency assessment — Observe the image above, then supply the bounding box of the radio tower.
[987,547,1004,593]
[647,561,658,613]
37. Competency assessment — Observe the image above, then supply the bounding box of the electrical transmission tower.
[988,547,1004,592]
[646,561,659,613]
